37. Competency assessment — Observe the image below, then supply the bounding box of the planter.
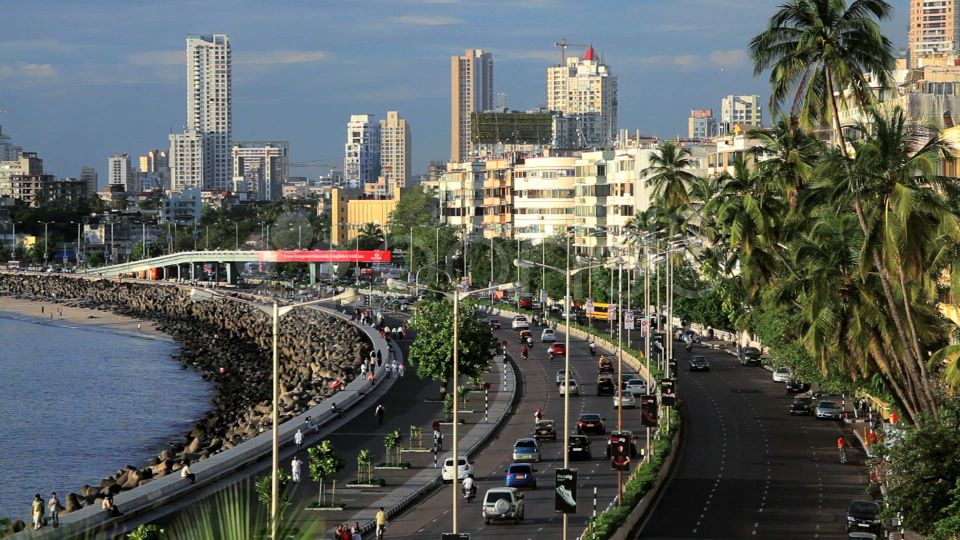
[401,447,432,453]
[306,502,346,511]
[345,479,386,488]
[375,462,412,470]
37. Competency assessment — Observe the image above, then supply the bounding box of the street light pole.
[271,301,280,540]
[235,222,239,250]
[615,252,624,505]
[562,232,571,540]
[644,246,651,461]
[39,221,52,265]
[452,287,460,533]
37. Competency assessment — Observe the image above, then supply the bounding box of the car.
[620,373,641,390]
[559,379,580,396]
[815,400,843,420]
[482,487,525,524]
[519,297,533,310]
[568,435,592,460]
[548,342,566,358]
[846,500,883,534]
[504,463,537,489]
[555,369,568,385]
[597,356,614,373]
[534,420,557,441]
[786,379,811,393]
[624,379,648,395]
[596,375,616,396]
[541,328,556,343]
[441,455,473,482]
[772,367,792,383]
[606,430,641,458]
[489,319,502,330]
[512,438,541,462]
[740,346,762,366]
[613,390,636,408]
[511,316,530,330]
[790,396,815,416]
[577,413,606,435]
[689,355,710,371]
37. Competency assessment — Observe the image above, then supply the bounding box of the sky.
[0,0,910,181]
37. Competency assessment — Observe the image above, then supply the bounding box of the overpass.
[82,249,393,284]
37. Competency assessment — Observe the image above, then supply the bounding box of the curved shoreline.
[0,273,371,518]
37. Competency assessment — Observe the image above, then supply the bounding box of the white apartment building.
[231,141,288,201]
[546,45,618,148]
[380,111,411,190]
[170,34,232,192]
[512,156,578,243]
[720,95,762,132]
[107,153,140,193]
[0,125,22,162]
[344,114,381,188]
[169,130,205,191]
[437,161,485,233]
[451,49,494,162]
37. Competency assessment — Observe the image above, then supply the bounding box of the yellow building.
[330,185,401,247]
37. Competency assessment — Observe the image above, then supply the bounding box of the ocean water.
[0,312,212,520]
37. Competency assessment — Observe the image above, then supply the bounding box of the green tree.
[407,299,498,381]
[356,449,374,484]
[255,469,292,529]
[357,223,385,250]
[387,185,437,246]
[307,440,345,506]
[643,141,699,218]
[128,523,166,540]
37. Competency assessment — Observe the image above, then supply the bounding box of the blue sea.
[0,311,211,520]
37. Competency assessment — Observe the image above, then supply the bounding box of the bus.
[587,302,615,320]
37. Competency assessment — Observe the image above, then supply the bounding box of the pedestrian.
[339,522,352,540]
[351,522,362,540]
[40,306,44,315]
[375,507,387,538]
[376,349,383,367]
[331,402,342,419]
[391,359,399,377]
[367,371,376,385]
[398,362,406,378]
[137,322,142,332]
[32,494,43,530]
[295,428,304,448]
[181,460,196,483]
[375,403,385,425]
[102,495,121,517]
[291,454,302,483]
[48,492,60,527]
[334,523,345,539]
[361,361,368,377]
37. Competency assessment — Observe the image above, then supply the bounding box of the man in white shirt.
[294,428,304,448]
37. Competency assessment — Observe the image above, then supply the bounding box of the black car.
[846,500,883,534]
[597,375,615,396]
[740,346,762,366]
[688,356,710,372]
[790,396,815,416]
[488,319,502,330]
[786,379,811,393]
[568,435,592,461]
[576,413,606,435]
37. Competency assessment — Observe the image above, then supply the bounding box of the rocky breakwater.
[0,273,370,514]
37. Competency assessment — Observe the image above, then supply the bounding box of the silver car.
[815,400,843,420]
[482,487,525,524]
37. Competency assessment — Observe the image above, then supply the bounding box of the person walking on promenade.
[361,361,368,377]
[31,494,43,530]
[291,454,302,483]
[398,362,406,378]
[295,427,304,448]
[375,507,387,539]
[375,403,385,425]
[48,492,61,527]
[351,522,362,540]
[181,460,196,483]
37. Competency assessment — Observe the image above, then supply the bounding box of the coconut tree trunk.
[869,336,920,423]
[827,68,849,159]
[897,266,938,411]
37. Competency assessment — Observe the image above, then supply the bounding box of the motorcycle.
[462,484,477,502]
[589,343,596,356]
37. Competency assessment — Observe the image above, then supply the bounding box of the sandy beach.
[0,295,170,340]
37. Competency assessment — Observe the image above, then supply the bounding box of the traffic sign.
[624,310,635,330]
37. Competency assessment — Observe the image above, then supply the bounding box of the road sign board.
[624,310,635,330]
[555,468,578,513]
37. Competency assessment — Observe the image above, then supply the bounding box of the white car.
[511,316,530,330]
[772,367,792,383]
[624,379,647,396]
[558,379,580,396]
[541,328,557,343]
[613,390,636,408]
[555,369,567,385]
[441,455,473,482]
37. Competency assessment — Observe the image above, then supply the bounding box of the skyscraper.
[909,0,960,67]
[344,114,381,188]
[451,49,494,162]
[169,34,232,191]
[720,95,762,132]
[231,141,288,201]
[546,45,618,149]
[108,153,140,193]
[80,166,98,194]
[380,111,411,190]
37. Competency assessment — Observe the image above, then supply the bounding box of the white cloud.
[126,50,184,66]
[392,15,465,25]
[0,62,59,81]
[707,49,750,69]
[0,39,78,55]
[237,50,330,65]
[619,48,749,72]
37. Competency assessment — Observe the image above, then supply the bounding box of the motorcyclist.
[535,407,543,423]
[462,474,476,501]
[589,340,597,356]
[837,435,847,463]
[520,344,529,359]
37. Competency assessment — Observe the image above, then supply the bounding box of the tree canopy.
[407,299,498,382]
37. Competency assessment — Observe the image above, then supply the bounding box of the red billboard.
[257,250,392,263]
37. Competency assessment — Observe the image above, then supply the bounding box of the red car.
[548,342,566,359]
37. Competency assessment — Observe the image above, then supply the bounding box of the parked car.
[541,328,556,343]
[786,379,811,393]
[597,375,616,396]
[613,390,636,408]
[790,396,815,416]
[606,430,640,458]
[577,413,606,435]
[441,455,473,482]
[559,379,580,396]
[772,367,792,383]
[624,378,648,395]
[504,463,537,489]
[740,346,762,366]
[534,420,557,441]
[689,356,710,372]
[511,316,530,330]
[482,487,525,524]
[815,400,843,420]
[568,435,592,460]
[846,500,883,534]
[489,319,502,330]
[548,342,566,359]
[512,438,541,462]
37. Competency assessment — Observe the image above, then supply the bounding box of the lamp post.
[39,221,54,265]
[235,222,240,250]
[187,286,361,540]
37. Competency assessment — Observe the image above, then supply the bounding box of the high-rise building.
[720,95,762,132]
[512,156,577,243]
[231,141,289,201]
[80,166,98,194]
[688,109,716,139]
[0,125,23,162]
[344,114,381,187]
[909,0,960,67]
[546,45,618,148]
[451,49,494,162]
[107,153,140,193]
[139,149,169,174]
[169,34,232,192]
[380,111,411,190]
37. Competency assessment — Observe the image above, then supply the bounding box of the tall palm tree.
[749,0,895,151]
[748,117,823,210]
[643,141,700,219]
[357,223,384,250]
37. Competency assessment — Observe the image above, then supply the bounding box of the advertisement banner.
[256,250,392,264]
[555,468,578,514]
[585,299,595,314]
[607,304,618,321]
[624,310,635,330]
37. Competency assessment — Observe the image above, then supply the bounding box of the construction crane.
[554,37,589,66]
